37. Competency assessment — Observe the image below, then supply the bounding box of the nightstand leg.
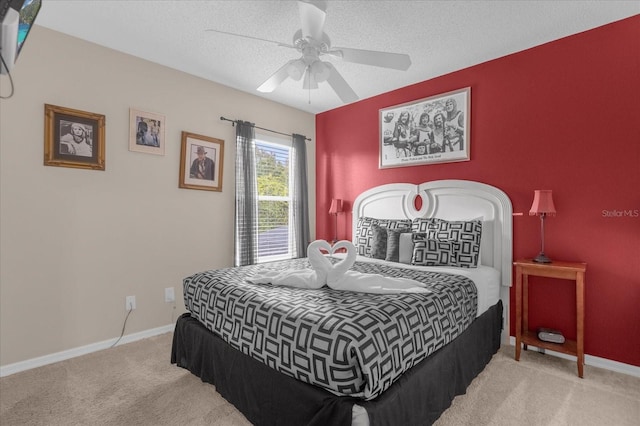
[522,274,529,351]
[577,271,585,378]
[578,356,584,378]
[515,265,522,361]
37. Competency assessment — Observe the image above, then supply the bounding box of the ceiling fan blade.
[257,61,294,93]
[329,47,412,71]
[298,1,327,40]
[324,63,359,104]
[206,29,295,49]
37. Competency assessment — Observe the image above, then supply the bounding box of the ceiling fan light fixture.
[286,59,306,81]
[310,60,330,83]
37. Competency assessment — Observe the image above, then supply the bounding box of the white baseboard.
[508,336,640,378]
[0,324,175,378]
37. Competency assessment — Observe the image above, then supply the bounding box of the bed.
[172,179,512,425]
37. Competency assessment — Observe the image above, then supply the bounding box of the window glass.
[255,136,293,262]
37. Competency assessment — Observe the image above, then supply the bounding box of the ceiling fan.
[207,0,411,104]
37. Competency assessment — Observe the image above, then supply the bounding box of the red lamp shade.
[529,190,556,216]
[329,199,343,215]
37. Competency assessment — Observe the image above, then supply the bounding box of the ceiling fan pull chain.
[307,64,312,104]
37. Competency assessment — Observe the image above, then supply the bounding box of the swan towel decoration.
[247,240,430,294]
[244,240,331,289]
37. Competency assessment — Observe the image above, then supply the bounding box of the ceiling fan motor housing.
[288,29,331,82]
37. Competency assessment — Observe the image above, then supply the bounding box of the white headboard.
[352,179,513,288]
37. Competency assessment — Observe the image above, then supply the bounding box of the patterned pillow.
[355,217,378,256]
[370,224,388,259]
[411,233,457,266]
[377,218,412,230]
[434,219,482,268]
[410,218,482,268]
[411,218,441,237]
[355,217,412,257]
[385,228,412,262]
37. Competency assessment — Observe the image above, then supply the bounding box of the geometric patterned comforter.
[183,257,477,400]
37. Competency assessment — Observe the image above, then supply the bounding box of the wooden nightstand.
[514,259,587,377]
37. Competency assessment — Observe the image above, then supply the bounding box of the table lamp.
[529,190,556,263]
[328,199,343,243]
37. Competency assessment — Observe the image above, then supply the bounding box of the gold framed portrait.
[44,104,106,171]
[179,131,224,192]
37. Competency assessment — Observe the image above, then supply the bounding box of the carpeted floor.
[1,332,638,425]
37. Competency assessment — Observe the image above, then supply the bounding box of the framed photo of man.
[179,131,224,192]
[379,87,470,169]
[129,108,166,155]
[44,104,106,171]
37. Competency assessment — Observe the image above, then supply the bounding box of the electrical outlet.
[164,287,175,303]
[126,295,136,310]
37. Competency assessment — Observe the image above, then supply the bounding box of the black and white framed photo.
[129,108,165,155]
[379,87,470,168]
[44,104,106,171]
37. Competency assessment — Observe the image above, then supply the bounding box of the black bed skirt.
[171,300,503,426]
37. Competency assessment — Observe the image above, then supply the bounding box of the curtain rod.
[220,116,311,141]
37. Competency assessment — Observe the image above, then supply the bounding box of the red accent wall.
[315,16,640,367]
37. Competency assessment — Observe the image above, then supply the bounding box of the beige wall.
[0,26,316,366]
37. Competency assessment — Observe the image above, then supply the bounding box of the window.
[255,134,294,262]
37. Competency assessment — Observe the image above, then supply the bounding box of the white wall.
[0,26,316,366]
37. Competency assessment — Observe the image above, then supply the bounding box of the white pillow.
[399,232,414,264]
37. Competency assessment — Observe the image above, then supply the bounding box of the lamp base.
[533,252,552,263]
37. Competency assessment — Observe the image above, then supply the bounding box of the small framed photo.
[44,104,106,171]
[179,131,224,192]
[129,108,165,155]
[379,87,470,168]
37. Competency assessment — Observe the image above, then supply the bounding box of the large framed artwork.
[179,131,224,192]
[44,104,106,171]
[129,108,166,155]
[379,87,470,169]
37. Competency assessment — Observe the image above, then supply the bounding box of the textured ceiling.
[36,1,639,114]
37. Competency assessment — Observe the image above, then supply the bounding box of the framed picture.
[179,131,224,192]
[129,108,165,155]
[379,87,470,168]
[44,104,106,170]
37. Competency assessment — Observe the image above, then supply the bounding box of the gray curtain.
[234,121,257,266]
[291,133,310,258]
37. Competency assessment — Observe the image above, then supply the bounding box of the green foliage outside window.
[256,145,290,233]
